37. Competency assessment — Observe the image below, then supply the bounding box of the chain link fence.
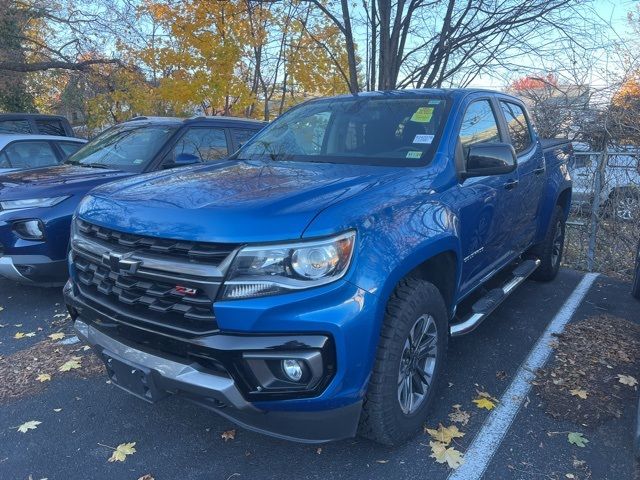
[563,150,640,280]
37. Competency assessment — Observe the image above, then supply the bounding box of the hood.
[0,164,132,200]
[79,160,407,243]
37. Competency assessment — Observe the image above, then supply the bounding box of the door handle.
[533,166,546,175]
[504,180,519,190]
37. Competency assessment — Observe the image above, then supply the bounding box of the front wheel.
[358,278,448,446]
[529,205,565,282]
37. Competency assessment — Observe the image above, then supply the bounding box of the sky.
[468,0,636,90]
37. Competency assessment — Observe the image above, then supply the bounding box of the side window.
[0,151,10,168]
[173,128,228,162]
[231,128,259,150]
[459,100,501,149]
[2,141,59,169]
[58,141,84,158]
[0,120,31,134]
[499,101,532,154]
[35,119,66,136]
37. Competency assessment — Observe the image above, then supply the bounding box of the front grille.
[76,219,235,264]
[71,220,235,337]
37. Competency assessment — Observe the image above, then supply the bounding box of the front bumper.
[74,318,361,443]
[0,254,66,285]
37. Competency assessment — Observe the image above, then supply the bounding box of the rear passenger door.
[498,100,545,251]
[450,98,520,295]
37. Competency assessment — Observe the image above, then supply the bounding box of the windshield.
[237,96,448,166]
[65,124,177,172]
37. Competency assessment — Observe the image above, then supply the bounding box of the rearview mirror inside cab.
[463,143,516,178]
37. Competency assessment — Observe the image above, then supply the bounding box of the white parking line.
[448,273,599,480]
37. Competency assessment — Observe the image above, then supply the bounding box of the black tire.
[632,241,640,300]
[529,205,565,282]
[358,278,448,446]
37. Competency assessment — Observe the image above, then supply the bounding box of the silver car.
[0,134,87,174]
[571,149,640,221]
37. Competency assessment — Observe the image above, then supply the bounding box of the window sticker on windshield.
[410,107,433,123]
[406,151,423,159]
[413,134,434,144]
[133,159,144,164]
[428,99,441,105]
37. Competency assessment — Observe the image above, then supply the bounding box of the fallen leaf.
[569,389,588,399]
[25,332,36,337]
[567,432,589,448]
[429,441,464,469]
[36,373,51,382]
[48,333,65,341]
[58,358,82,372]
[448,405,470,426]
[14,332,26,339]
[617,374,638,387]
[53,408,62,412]
[425,424,464,445]
[14,323,22,327]
[108,442,137,462]
[316,447,322,454]
[376,460,388,464]
[473,397,495,410]
[17,420,41,433]
[221,429,236,442]
[137,475,154,480]
[566,474,575,479]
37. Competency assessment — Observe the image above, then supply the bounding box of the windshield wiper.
[82,163,114,169]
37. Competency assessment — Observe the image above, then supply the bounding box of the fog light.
[12,219,44,240]
[282,359,303,382]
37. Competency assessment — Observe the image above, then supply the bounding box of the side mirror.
[462,143,516,178]
[164,152,201,169]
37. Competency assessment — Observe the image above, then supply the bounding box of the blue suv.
[0,116,265,285]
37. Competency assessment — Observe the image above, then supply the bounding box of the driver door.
[447,98,520,296]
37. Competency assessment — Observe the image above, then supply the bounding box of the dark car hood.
[80,160,407,243]
[0,164,133,199]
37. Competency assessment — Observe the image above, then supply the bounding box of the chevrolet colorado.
[64,89,573,445]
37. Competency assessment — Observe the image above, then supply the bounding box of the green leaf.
[567,432,589,448]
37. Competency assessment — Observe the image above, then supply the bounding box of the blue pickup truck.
[64,89,572,445]
[0,116,265,285]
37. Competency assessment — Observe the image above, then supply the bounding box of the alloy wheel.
[397,314,438,415]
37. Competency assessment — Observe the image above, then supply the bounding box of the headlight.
[0,196,69,210]
[220,231,356,300]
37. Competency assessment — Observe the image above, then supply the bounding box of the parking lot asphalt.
[0,269,638,480]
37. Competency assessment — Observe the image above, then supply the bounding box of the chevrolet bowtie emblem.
[102,252,141,275]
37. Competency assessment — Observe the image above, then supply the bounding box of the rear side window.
[500,101,533,154]
[1,141,59,169]
[58,141,84,158]
[35,119,66,136]
[173,127,228,162]
[0,119,31,134]
[459,100,501,148]
[231,128,260,150]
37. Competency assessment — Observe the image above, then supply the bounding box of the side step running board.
[450,258,541,337]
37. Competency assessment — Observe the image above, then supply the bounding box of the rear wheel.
[358,278,448,446]
[529,205,565,282]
